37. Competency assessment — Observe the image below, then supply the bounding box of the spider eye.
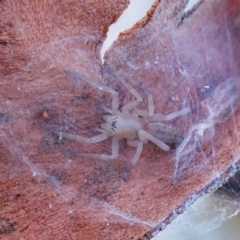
[111,117,118,130]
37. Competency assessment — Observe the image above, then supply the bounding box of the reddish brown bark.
[0,0,240,239]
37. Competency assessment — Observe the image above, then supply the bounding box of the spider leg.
[134,109,150,117]
[127,140,144,165]
[122,101,141,114]
[100,104,121,115]
[103,68,143,101]
[64,70,119,113]
[138,129,170,151]
[132,83,154,117]
[127,139,139,147]
[140,82,154,117]
[58,131,110,144]
[152,107,191,122]
[101,104,113,113]
[62,137,119,160]
[112,76,142,113]
[131,141,144,165]
[116,74,143,114]
[122,83,155,115]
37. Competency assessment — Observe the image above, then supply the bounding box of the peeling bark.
[0,0,240,239]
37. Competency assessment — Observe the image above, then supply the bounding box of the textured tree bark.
[0,0,240,239]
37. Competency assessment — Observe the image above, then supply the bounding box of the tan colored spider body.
[102,113,142,139]
[61,70,190,165]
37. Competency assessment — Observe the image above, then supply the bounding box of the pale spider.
[60,70,191,165]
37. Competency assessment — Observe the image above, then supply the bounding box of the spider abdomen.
[146,122,184,144]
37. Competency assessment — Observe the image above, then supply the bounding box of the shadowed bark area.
[0,0,240,239]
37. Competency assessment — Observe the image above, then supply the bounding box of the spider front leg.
[64,70,119,113]
[122,91,152,115]
[103,68,144,114]
[120,80,142,114]
[133,83,155,117]
[62,137,119,160]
